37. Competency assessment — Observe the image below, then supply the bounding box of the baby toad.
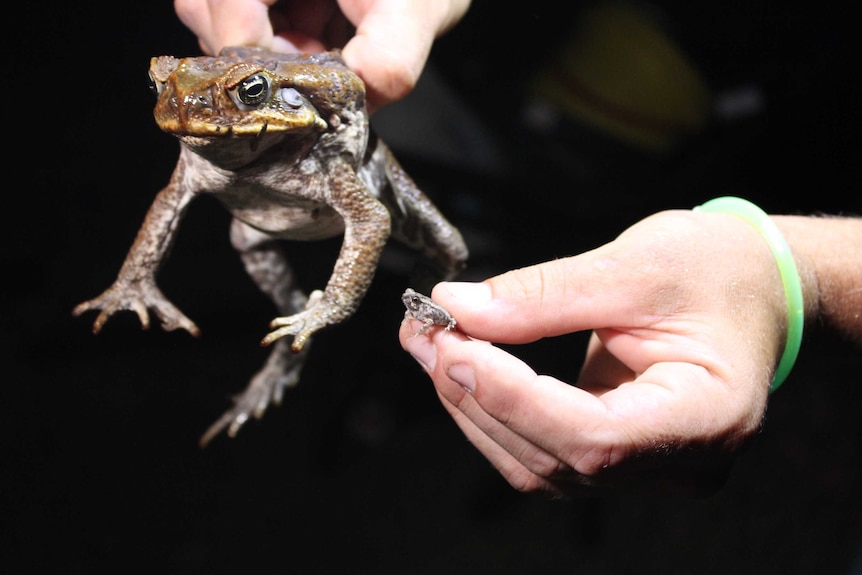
[402,288,457,336]
[74,47,468,445]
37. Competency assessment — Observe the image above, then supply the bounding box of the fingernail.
[447,363,476,394]
[442,282,492,305]
[404,333,437,372]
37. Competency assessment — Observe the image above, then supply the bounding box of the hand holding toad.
[400,209,862,496]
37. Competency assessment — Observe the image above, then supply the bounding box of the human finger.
[399,319,615,478]
[175,0,279,54]
[399,319,566,492]
[435,385,564,494]
[436,323,765,472]
[426,240,668,345]
[268,0,353,52]
[340,0,470,111]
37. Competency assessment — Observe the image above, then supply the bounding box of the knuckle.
[569,443,617,478]
[504,467,548,493]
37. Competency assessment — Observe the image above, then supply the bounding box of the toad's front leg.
[73,165,199,336]
[262,162,391,352]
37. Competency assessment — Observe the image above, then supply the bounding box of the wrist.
[695,198,805,389]
[773,215,862,345]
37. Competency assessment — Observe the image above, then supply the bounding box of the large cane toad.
[74,47,468,445]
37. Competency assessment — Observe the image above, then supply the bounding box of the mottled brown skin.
[74,47,468,446]
[402,288,457,336]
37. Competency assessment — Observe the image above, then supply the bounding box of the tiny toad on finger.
[402,288,457,337]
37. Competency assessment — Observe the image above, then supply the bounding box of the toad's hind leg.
[376,142,469,291]
[199,219,311,447]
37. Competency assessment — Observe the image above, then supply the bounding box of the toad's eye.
[236,73,270,107]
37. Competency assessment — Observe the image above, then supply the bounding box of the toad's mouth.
[155,113,327,137]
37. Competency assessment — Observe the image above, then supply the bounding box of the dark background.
[4,1,861,573]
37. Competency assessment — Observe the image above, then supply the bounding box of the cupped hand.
[400,210,790,496]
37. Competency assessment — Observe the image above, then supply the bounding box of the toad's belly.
[225,201,345,240]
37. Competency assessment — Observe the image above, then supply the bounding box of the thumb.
[431,250,645,345]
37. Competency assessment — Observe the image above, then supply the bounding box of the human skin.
[399,211,862,496]
[173,0,471,112]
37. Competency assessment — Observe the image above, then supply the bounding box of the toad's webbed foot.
[199,337,310,446]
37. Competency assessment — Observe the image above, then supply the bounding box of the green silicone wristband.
[694,196,804,392]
